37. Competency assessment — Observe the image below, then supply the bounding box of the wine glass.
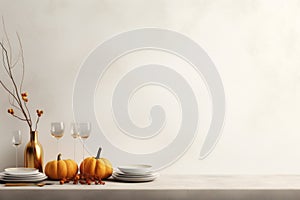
[70,122,80,160]
[12,130,22,168]
[78,122,91,176]
[50,122,65,154]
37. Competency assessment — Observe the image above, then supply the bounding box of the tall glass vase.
[24,131,44,172]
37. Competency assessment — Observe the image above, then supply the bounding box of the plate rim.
[113,171,159,178]
[4,167,39,175]
[118,164,152,174]
[0,175,47,183]
[112,173,159,182]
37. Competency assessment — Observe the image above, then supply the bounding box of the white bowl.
[4,167,38,175]
[118,164,152,174]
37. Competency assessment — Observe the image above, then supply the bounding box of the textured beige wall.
[0,0,300,174]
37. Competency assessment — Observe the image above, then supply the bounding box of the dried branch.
[0,19,43,132]
[24,102,32,126]
[11,113,27,121]
[0,80,20,103]
[11,51,21,68]
[16,32,25,91]
[10,101,22,112]
[3,44,32,129]
[35,110,43,132]
[35,116,40,131]
[1,42,9,75]
[0,42,11,74]
[8,90,22,112]
[2,17,12,64]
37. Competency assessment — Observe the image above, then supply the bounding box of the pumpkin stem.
[57,153,62,161]
[96,147,102,159]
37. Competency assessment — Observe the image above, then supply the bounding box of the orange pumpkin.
[45,154,78,180]
[80,147,113,179]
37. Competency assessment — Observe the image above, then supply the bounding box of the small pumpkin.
[45,154,78,180]
[80,147,113,179]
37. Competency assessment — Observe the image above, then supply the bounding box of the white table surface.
[1,175,300,200]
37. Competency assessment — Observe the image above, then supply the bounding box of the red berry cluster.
[59,174,105,185]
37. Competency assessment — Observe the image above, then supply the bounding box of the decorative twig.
[2,16,12,63]
[35,116,40,131]
[35,110,43,131]
[0,19,43,132]
[3,44,32,130]
[11,114,27,121]
[11,51,21,68]
[0,80,19,103]
[24,101,32,126]
[8,90,22,112]
[1,42,10,75]
[16,32,25,92]
[0,42,11,74]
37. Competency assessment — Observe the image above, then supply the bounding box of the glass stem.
[57,139,59,154]
[73,139,76,161]
[15,146,18,168]
[82,140,85,176]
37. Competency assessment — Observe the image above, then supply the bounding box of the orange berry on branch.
[22,96,28,102]
[21,92,28,97]
[7,108,14,115]
[36,110,44,117]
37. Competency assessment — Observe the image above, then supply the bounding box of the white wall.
[0,0,300,174]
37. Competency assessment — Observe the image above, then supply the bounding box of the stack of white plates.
[0,168,47,183]
[112,165,159,182]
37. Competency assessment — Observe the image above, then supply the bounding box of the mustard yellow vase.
[24,131,44,172]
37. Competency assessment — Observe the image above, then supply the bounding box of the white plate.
[114,171,158,178]
[2,177,44,181]
[4,168,39,175]
[118,165,152,174]
[2,173,46,179]
[0,178,47,183]
[112,173,159,182]
[0,173,47,183]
